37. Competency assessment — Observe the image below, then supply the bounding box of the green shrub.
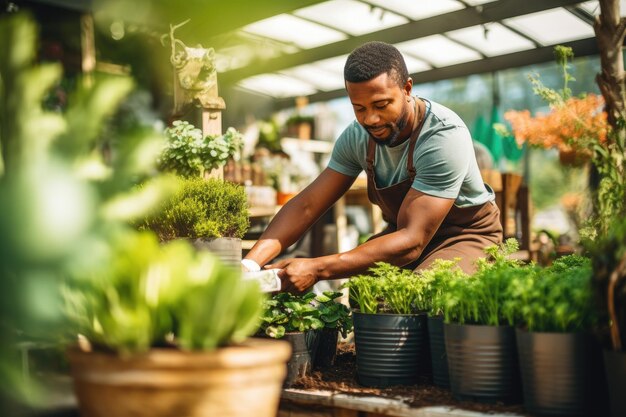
[62,230,264,355]
[142,177,249,240]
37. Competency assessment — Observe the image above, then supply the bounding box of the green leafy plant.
[443,239,528,326]
[259,292,324,339]
[142,176,250,240]
[62,230,263,355]
[417,258,468,317]
[159,121,243,177]
[313,291,353,338]
[344,262,431,315]
[504,255,595,332]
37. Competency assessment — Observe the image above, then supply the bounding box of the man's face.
[346,72,413,147]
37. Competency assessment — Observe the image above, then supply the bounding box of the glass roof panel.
[446,23,535,57]
[242,14,347,49]
[280,64,345,91]
[365,0,464,21]
[294,0,409,36]
[404,55,432,73]
[238,74,317,98]
[396,35,482,67]
[314,55,349,75]
[504,8,595,45]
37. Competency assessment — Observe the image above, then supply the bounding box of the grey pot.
[444,322,521,404]
[191,237,241,267]
[282,330,319,388]
[428,315,449,389]
[353,312,429,387]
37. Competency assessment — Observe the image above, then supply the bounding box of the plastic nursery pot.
[67,338,292,417]
[191,237,242,268]
[516,329,599,416]
[283,330,320,388]
[353,312,429,388]
[428,315,449,389]
[315,328,339,368]
[604,349,626,417]
[444,322,521,404]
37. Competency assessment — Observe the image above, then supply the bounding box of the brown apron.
[365,98,503,274]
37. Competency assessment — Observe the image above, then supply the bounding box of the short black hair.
[344,41,409,88]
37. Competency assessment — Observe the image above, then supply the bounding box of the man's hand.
[265,258,320,293]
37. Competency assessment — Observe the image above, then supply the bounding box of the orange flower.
[504,94,608,155]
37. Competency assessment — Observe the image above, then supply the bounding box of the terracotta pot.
[67,338,291,417]
[558,149,588,167]
[276,191,297,206]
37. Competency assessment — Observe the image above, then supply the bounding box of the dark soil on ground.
[291,343,528,416]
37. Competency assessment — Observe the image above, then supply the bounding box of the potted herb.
[418,259,468,389]
[505,254,604,416]
[285,114,314,140]
[141,176,249,266]
[63,230,291,417]
[312,291,353,368]
[442,239,524,403]
[344,262,431,387]
[259,292,324,387]
[159,120,243,178]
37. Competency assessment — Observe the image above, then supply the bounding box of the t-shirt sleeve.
[327,124,364,177]
[411,125,472,199]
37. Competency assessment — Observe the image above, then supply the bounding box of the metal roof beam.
[272,37,600,109]
[221,0,584,85]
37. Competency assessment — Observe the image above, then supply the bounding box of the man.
[243,41,502,293]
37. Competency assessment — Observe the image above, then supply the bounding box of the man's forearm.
[245,193,322,266]
[315,229,425,280]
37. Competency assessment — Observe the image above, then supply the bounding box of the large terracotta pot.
[67,338,291,417]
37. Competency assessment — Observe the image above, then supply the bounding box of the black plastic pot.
[444,322,521,404]
[428,315,449,389]
[282,330,319,387]
[604,349,626,417]
[315,328,339,368]
[353,312,429,387]
[516,329,593,416]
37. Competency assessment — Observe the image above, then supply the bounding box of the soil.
[291,343,529,416]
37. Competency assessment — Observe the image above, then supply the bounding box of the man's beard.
[366,105,411,147]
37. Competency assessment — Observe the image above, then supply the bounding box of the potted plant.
[442,239,524,404]
[417,259,467,389]
[259,292,324,387]
[159,120,243,178]
[285,114,314,140]
[505,254,604,416]
[343,262,431,387]
[141,176,249,266]
[312,291,353,368]
[62,229,291,417]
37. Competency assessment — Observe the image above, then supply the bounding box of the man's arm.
[244,168,356,267]
[269,188,454,292]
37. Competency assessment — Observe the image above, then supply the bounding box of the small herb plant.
[344,262,431,315]
[159,121,243,177]
[313,291,353,338]
[443,239,529,326]
[260,292,324,339]
[417,258,468,317]
[505,254,596,332]
[62,231,264,355]
[142,177,249,240]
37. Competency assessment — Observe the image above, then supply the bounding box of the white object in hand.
[241,258,261,272]
[242,269,281,293]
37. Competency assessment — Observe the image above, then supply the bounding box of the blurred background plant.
[0,12,177,409]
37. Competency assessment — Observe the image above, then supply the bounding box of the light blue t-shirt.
[328,99,494,207]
